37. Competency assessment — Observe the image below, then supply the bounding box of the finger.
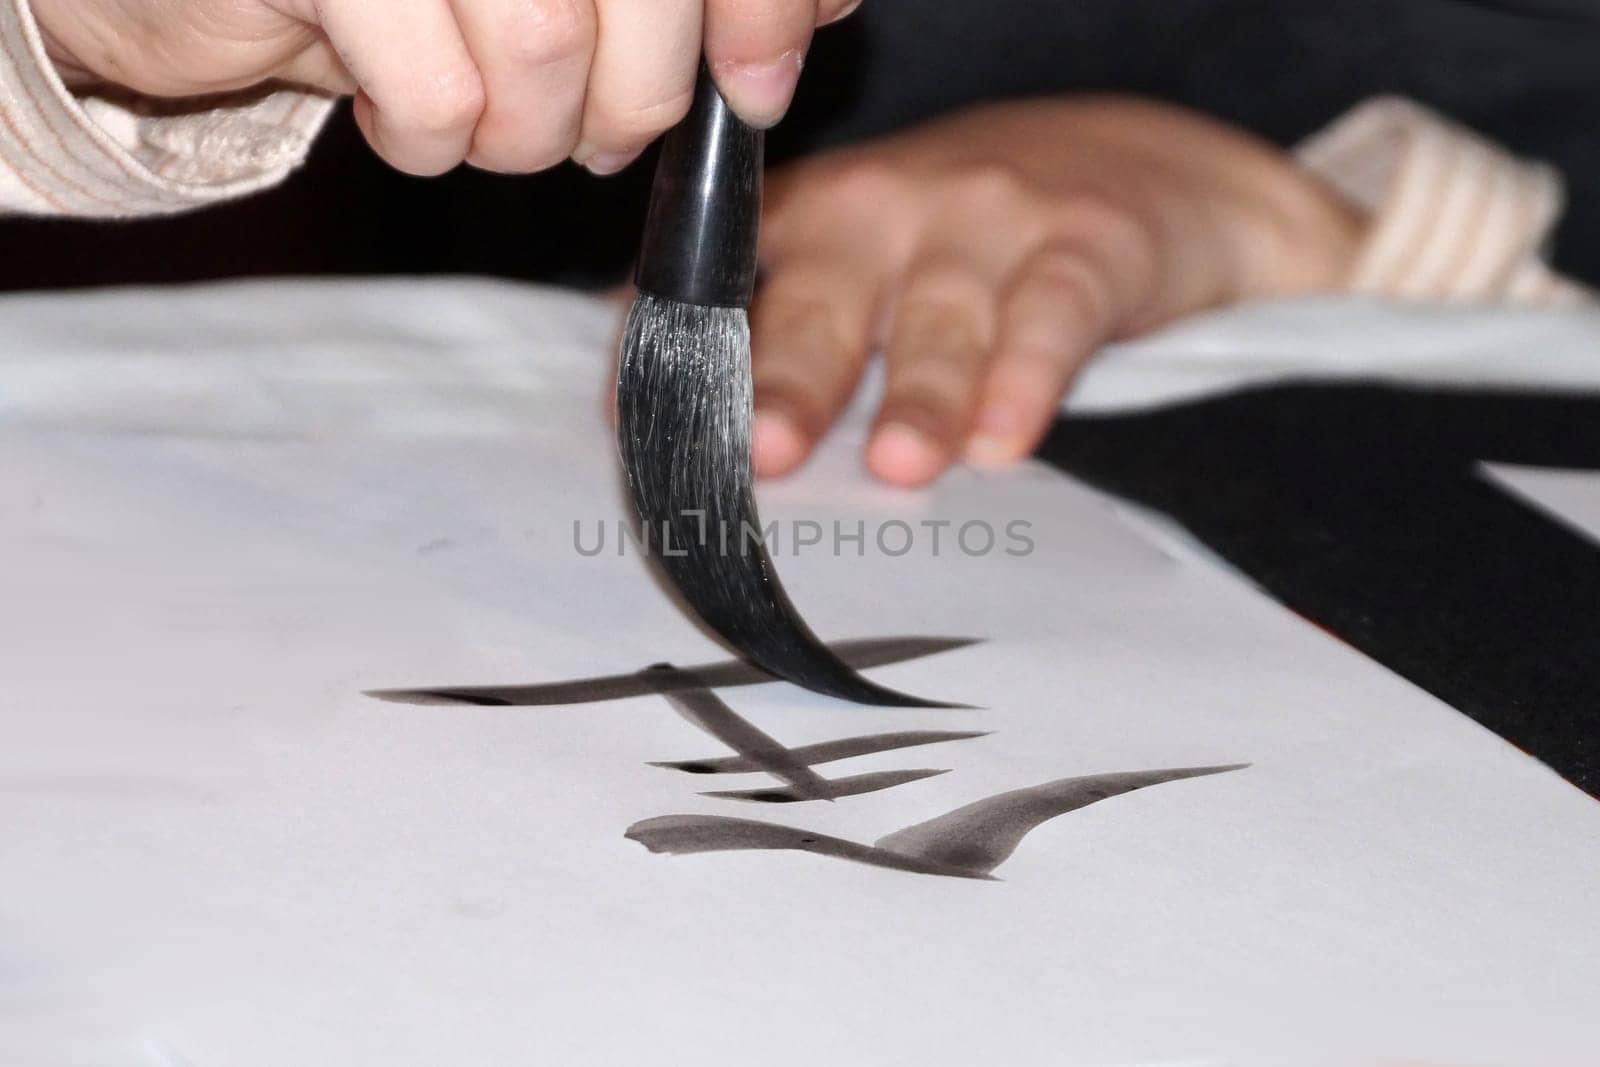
[749,255,881,477]
[704,0,816,128]
[965,196,1165,464]
[761,155,915,267]
[277,38,360,95]
[867,260,996,487]
[452,0,598,173]
[573,0,701,174]
[965,242,1120,466]
[320,0,485,175]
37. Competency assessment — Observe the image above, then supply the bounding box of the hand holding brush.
[31,0,853,175]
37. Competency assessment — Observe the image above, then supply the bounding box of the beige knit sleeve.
[1295,96,1592,306]
[0,0,332,217]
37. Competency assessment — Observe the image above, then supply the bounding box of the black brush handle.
[634,67,763,309]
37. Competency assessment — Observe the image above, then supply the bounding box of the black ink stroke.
[660,685,837,801]
[650,729,990,775]
[873,765,1248,873]
[627,764,1248,880]
[625,815,998,880]
[700,768,949,803]
[365,636,981,708]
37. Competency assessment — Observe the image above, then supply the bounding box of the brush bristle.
[616,291,958,707]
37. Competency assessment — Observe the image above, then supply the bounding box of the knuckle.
[893,311,991,376]
[755,291,857,367]
[815,157,907,213]
[941,160,1031,213]
[1025,244,1099,289]
[898,298,980,345]
[502,0,596,67]
[879,386,966,439]
[760,259,853,304]
[752,363,826,415]
[901,258,991,312]
[1023,247,1114,324]
[1056,192,1155,262]
[1056,188,1126,228]
[1044,193,1161,299]
[760,290,833,332]
[404,66,486,134]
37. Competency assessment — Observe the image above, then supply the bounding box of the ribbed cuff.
[1295,96,1591,306]
[0,0,332,217]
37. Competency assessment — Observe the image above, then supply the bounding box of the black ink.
[649,729,989,775]
[673,762,718,775]
[661,687,836,802]
[388,690,513,707]
[625,815,998,880]
[653,690,974,804]
[627,764,1248,880]
[1038,384,1600,795]
[366,636,980,708]
[701,768,949,803]
[874,765,1247,873]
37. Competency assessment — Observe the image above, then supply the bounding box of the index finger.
[319,0,485,175]
[704,0,818,128]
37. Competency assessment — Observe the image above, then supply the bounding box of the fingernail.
[713,51,803,129]
[752,407,807,477]
[573,144,638,176]
[823,0,863,25]
[965,405,1027,467]
[867,421,943,487]
[825,0,864,24]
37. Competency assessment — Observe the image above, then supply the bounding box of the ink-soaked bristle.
[617,291,964,707]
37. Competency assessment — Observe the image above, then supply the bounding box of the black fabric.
[784,0,1600,281]
[3,0,1599,290]
[1036,384,1600,796]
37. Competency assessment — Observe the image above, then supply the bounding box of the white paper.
[1484,464,1600,546]
[3,280,1598,1067]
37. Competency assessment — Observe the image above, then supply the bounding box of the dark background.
[1,0,1596,293]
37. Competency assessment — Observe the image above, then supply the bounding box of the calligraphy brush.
[616,68,960,708]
